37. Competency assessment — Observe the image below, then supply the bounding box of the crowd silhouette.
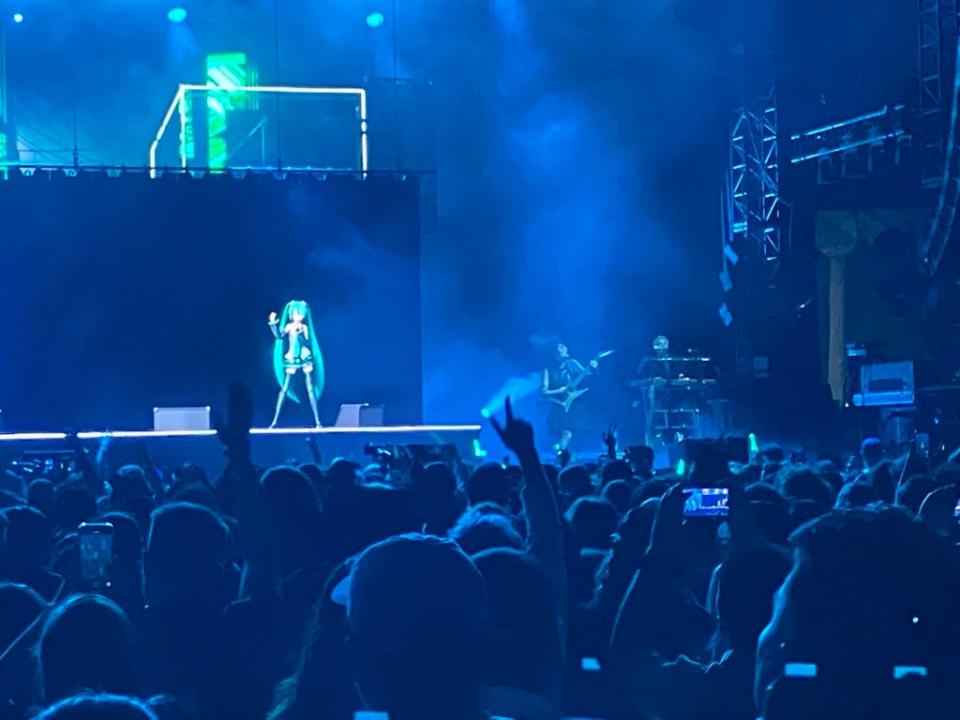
[0,385,958,720]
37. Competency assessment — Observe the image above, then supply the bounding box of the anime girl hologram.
[267,300,325,428]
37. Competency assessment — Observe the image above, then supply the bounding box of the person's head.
[344,534,488,720]
[1,505,51,574]
[0,582,45,652]
[0,488,24,509]
[465,463,514,509]
[113,495,156,539]
[326,458,360,489]
[627,445,655,477]
[471,548,561,695]
[631,479,670,507]
[32,694,157,720]
[97,512,142,568]
[261,466,321,513]
[557,465,594,508]
[834,480,879,509]
[776,466,835,510]
[860,437,884,470]
[449,506,524,556]
[756,506,960,715]
[412,462,457,501]
[714,543,790,651]
[689,442,732,486]
[412,462,461,530]
[172,464,208,488]
[556,342,569,360]
[164,476,219,511]
[0,468,26,501]
[618,501,658,553]
[652,335,670,356]
[143,502,230,609]
[109,467,152,507]
[39,594,137,703]
[565,496,619,550]
[601,459,633,487]
[28,479,57,518]
[602,479,632,516]
[297,463,327,499]
[814,461,845,494]
[260,466,322,568]
[52,484,97,533]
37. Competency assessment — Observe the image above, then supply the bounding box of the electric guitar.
[543,350,615,413]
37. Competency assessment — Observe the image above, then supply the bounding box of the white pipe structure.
[149,84,368,178]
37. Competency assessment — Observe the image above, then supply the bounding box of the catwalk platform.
[0,425,484,469]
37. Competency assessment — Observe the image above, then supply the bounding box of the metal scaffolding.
[724,87,782,288]
[918,0,960,195]
[760,99,782,275]
[722,87,782,373]
[919,0,947,191]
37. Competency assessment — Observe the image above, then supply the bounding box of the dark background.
[0,172,423,430]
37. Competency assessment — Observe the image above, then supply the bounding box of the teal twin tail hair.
[273,300,325,403]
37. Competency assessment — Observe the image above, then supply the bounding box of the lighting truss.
[724,87,782,287]
[918,0,950,192]
[789,106,910,184]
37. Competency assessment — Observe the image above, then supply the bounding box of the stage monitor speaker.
[334,403,384,428]
[857,361,915,407]
[153,406,211,431]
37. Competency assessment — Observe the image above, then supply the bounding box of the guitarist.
[542,343,598,404]
[541,342,599,450]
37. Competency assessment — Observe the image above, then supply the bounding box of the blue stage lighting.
[366,12,385,28]
[12,12,24,23]
[167,7,188,23]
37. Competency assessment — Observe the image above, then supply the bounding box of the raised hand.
[217,382,253,464]
[727,484,759,545]
[490,396,537,461]
[268,311,278,324]
[305,435,322,465]
[602,424,618,456]
[648,483,686,559]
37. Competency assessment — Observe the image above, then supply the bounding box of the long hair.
[273,300,325,404]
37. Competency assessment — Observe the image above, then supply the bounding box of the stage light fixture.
[718,268,733,293]
[167,7,187,23]
[12,12,24,23]
[366,11,385,28]
[718,303,734,327]
[723,243,739,266]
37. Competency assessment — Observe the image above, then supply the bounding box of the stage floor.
[0,425,483,469]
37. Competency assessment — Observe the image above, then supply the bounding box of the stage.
[0,425,483,470]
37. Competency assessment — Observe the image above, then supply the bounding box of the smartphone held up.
[683,487,730,517]
[78,522,114,590]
